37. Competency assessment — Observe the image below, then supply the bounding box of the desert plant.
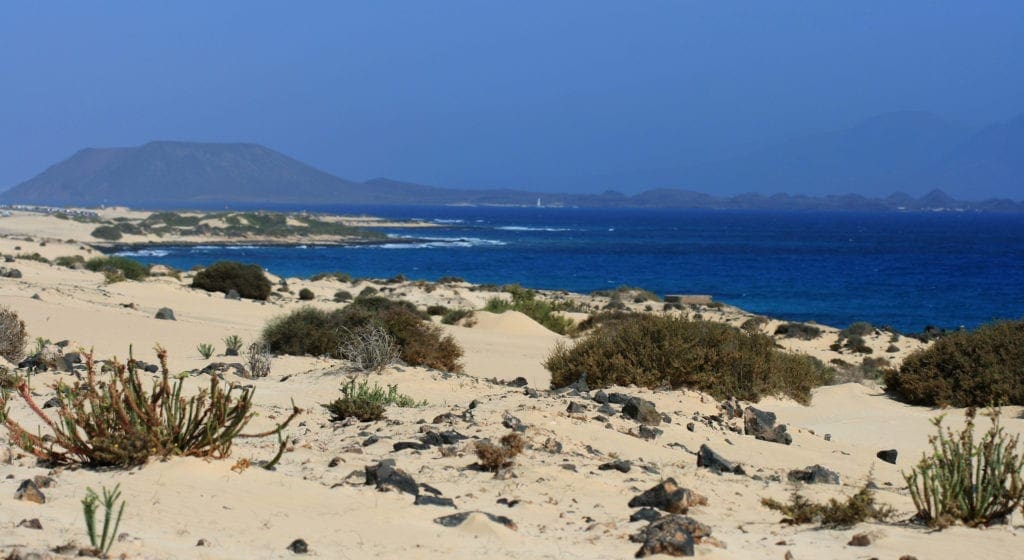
[885,319,1024,407]
[761,483,894,528]
[16,252,50,263]
[90,226,123,240]
[243,341,272,378]
[197,342,215,359]
[223,335,243,356]
[0,347,298,466]
[0,305,28,363]
[333,290,353,303]
[321,378,424,421]
[441,309,474,325]
[475,432,525,472]
[426,305,449,316]
[191,261,272,300]
[310,271,352,283]
[81,484,126,557]
[85,256,148,282]
[904,408,1024,527]
[298,287,315,301]
[774,322,822,340]
[484,287,575,335]
[546,315,832,403]
[338,323,400,373]
[54,255,86,268]
[740,316,769,333]
[357,286,378,298]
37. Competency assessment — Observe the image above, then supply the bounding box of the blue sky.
[1,1,1022,195]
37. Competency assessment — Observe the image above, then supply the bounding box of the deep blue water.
[115,206,1024,333]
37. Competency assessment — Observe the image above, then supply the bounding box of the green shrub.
[740,316,769,333]
[333,290,354,303]
[85,256,149,282]
[192,261,272,300]
[223,335,243,356]
[0,347,299,466]
[321,378,425,422]
[884,319,1024,406]
[197,343,215,359]
[262,306,341,357]
[358,286,378,298]
[441,309,474,325]
[426,305,449,316]
[16,252,49,263]
[761,483,893,528]
[81,484,126,558]
[90,225,122,241]
[905,408,1024,527]
[298,287,315,301]
[592,285,661,302]
[54,255,86,268]
[774,322,822,340]
[310,271,352,283]
[546,315,832,403]
[840,322,875,338]
[437,276,465,284]
[484,287,575,335]
[0,306,28,362]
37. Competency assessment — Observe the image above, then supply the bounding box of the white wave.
[365,237,507,249]
[496,226,574,232]
[431,218,464,224]
[114,249,170,257]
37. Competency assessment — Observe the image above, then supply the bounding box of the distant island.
[3,111,1022,211]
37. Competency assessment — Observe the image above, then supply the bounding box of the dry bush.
[0,305,28,362]
[338,323,400,373]
[0,347,298,466]
[885,319,1024,406]
[773,322,822,340]
[762,483,894,528]
[244,341,272,378]
[475,432,525,471]
[546,315,832,403]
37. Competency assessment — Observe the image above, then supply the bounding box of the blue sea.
[115,206,1024,333]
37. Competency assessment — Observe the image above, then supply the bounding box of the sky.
[1,1,1023,196]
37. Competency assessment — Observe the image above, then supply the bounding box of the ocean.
[114,206,1024,333]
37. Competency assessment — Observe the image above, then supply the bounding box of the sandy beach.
[1,210,1021,560]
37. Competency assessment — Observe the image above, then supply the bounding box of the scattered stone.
[539,438,563,454]
[608,392,632,405]
[568,373,589,393]
[287,539,309,554]
[432,413,457,424]
[507,377,529,387]
[876,449,898,464]
[434,511,517,531]
[686,422,696,432]
[393,441,429,452]
[42,397,60,409]
[787,465,840,485]
[32,476,56,489]
[593,390,609,404]
[633,514,709,557]
[14,479,45,503]
[623,397,661,426]
[200,362,248,378]
[196,539,209,547]
[18,518,42,530]
[720,397,744,419]
[597,404,618,416]
[0,267,23,278]
[328,457,342,468]
[560,463,577,472]
[414,495,456,508]
[744,407,792,445]
[628,478,708,514]
[824,433,832,442]
[154,307,176,320]
[30,293,41,300]
[365,459,419,496]
[502,411,525,432]
[660,413,672,424]
[598,459,632,473]
[468,399,480,410]
[630,508,663,523]
[566,402,586,414]
[697,444,745,475]
[638,425,662,440]
[848,532,874,546]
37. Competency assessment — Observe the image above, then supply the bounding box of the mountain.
[928,115,1024,196]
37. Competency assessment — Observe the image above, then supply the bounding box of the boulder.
[697,444,745,475]
[14,479,45,504]
[876,449,898,464]
[628,478,707,514]
[598,459,632,473]
[633,515,711,557]
[787,465,840,485]
[365,459,418,496]
[155,307,176,320]
[623,397,661,426]
[743,407,792,445]
[566,402,586,414]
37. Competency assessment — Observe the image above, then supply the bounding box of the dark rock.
[598,459,632,473]
[787,465,840,485]
[697,444,745,475]
[200,362,248,379]
[560,463,577,472]
[30,293,41,300]
[18,518,43,530]
[1,267,23,278]
[877,449,898,464]
[42,397,60,409]
[154,307,176,320]
[393,441,429,452]
[524,387,540,398]
[196,539,209,546]
[633,515,702,557]
[143,363,159,373]
[720,397,744,419]
[328,457,342,468]
[434,511,517,531]
[507,377,529,387]
[628,478,707,513]
[593,390,609,404]
[32,476,56,488]
[608,392,632,405]
[287,539,308,554]
[14,479,45,503]
[360,435,379,447]
[824,433,832,441]
[660,413,672,424]
[630,508,663,523]
[744,407,792,445]
[539,437,563,454]
[566,402,586,414]
[432,412,458,424]
[365,459,419,496]
[597,404,618,416]
[225,289,241,300]
[415,495,456,508]
[848,532,873,546]
[468,399,480,410]
[686,422,696,432]
[568,373,589,393]
[623,397,661,426]
[638,425,662,440]
[502,411,525,432]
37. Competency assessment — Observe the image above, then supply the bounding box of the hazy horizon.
[2,2,1023,198]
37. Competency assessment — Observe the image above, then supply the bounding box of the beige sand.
[0,224,1021,560]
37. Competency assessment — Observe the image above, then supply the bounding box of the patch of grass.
[85,256,149,282]
[484,285,575,335]
[441,309,474,325]
[358,286,378,298]
[192,261,272,300]
[475,432,525,472]
[761,483,894,528]
[338,323,400,373]
[740,316,769,334]
[592,285,661,302]
[905,408,1024,527]
[223,335,243,356]
[774,322,822,340]
[546,315,833,403]
[197,342,215,359]
[0,347,299,466]
[426,305,449,316]
[16,252,49,263]
[884,319,1024,406]
[81,484,126,558]
[321,378,424,421]
[54,255,86,268]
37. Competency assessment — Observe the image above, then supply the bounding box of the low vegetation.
[322,378,425,422]
[338,323,400,373]
[333,290,354,302]
[905,408,1024,527]
[485,284,575,335]
[884,319,1024,406]
[475,432,525,472]
[761,483,894,528]
[298,287,315,300]
[243,341,272,378]
[90,225,123,241]
[591,285,661,303]
[81,484,126,558]
[441,308,474,325]
[773,322,823,340]
[546,315,832,403]
[223,334,243,356]
[0,347,299,466]
[0,305,28,362]
[54,255,86,268]
[85,256,149,282]
[261,297,464,372]
[197,342,215,359]
[192,260,272,300]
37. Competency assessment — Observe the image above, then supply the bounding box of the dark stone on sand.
[434,511,517,531]
[630,508,663,523]
[599,459,632,473]
[787,464,840,485]
[287,539,308,554]
[697,444,745,475]
[628,478,707,514]
[877,449,898,464]
[415,495,456,508]
[623,397,661,426]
